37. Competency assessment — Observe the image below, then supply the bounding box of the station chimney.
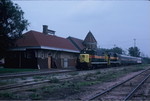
[43,25,55,35]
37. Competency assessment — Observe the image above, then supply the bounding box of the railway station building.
[5,25,97,69]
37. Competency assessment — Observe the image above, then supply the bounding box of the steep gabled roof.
[67,36,85,51]
[83,31,97,43]
[14,30,79,53]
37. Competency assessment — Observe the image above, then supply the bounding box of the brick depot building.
[5,25,96,69]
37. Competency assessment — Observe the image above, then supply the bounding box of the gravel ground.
[0,64,149,100]
[65,70,144,100]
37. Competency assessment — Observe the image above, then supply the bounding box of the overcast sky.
[13,0,150,57]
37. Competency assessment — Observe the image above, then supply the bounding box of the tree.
[99,47,123,54]
[0,0,29,58]
[110,47,123,54]
[128,46,140,57]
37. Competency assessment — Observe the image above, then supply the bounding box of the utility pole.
[133,38,136,57]
[133,38,136,47]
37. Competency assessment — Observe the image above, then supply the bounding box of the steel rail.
[124,73,150,101]
[0,74,81,91]
[0,80,50,90]
[87,68,150,101]
[0,69,105,91]
[0,69,74,79]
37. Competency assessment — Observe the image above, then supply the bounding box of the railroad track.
[0,74,78,91]
[0,65,125,79]
[0,65,144,79]
[1,65,149,94]
[87,68,150,101]
[0,69,78,91]
[0,69,74,79]
[0,68,103,91]
[0,69,98,91]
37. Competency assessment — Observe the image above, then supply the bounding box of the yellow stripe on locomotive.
[79,54,90,63]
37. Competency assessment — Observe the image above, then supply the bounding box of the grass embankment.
[0,64,149,100]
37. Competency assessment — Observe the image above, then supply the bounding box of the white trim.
[40,46,79,53]
[10,48,26,51]
[10,46,80,53]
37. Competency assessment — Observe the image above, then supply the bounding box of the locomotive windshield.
[80,48,97,55]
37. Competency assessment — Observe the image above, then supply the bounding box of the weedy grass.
[123,64,146,73]
[41,84,61,93]
[99,64,149,82]
[49,77,60,83]
[28,88,37,92]
[76,80,99,87]
[69,72,79,76]
[29,93,42,100]
[96,71,123,82]
[33,76,45,80]
[96,71,101,74]
[84,64,149,83]
[21,77,27,80]
[0,79,17,86]
[84,73,95,80]
[0,92,15,99]
[0,82,8,86]
[38,81,84,98]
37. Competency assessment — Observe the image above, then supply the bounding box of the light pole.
[134,38,136,48]
[133,38,136,56]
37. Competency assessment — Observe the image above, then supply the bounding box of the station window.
[26,51,35,58]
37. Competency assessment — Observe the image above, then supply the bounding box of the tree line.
[100,46,140,57]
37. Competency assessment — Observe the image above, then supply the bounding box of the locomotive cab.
[79,54,90,63]
[76,54,90,70]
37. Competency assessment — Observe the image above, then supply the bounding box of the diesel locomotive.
[76,48,142,70]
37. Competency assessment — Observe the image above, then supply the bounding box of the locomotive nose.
[80,55,85,62]
[79,54,90,63]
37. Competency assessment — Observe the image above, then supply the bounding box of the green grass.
[45,64,150,92]
[21,77,27,80]
[75,80,99,87]
[33,76,44,80]
[49,77,60,83]
[41,84,61,93]
[0,82,8,86]
[29,93,42,100]
[84,64,149,83]
[0,79,17,86]
[0,68,37,74]
[28,89,37,92]
[0,92,15,99]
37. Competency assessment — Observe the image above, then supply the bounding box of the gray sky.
[13,0,150,57]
